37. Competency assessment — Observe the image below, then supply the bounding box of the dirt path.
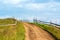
[23,22,55,40]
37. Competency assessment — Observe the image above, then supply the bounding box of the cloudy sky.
[0,0,60,24]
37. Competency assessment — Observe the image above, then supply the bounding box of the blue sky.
[0,0,60,24]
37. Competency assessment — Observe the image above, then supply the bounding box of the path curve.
[23,22,55,40]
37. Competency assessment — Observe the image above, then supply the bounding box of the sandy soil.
[23,22,55,40]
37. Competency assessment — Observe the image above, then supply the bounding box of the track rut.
[23,22,55,40]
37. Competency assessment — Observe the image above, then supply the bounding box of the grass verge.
[0,18,25,40]
[31,22,60,40]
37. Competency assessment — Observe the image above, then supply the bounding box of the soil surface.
[23,22,55,40]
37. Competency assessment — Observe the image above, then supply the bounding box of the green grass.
[32,22,60,40]
[16,21,25,40]
[0,18,16,24]
[0,18,25,40]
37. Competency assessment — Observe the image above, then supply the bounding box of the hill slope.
[0,18,59,40]
[0,18,25,40]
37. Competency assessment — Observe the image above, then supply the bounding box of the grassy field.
[1,18,60,40]
[16,21,25,40]
[32,22,60,40]
[0,18,25,40]
[0,18,16,24]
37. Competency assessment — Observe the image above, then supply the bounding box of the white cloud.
[16,4,23,8]
[23,3,47,10]
[3,0,20,4]
[0,0,60,11]
[20,1,60,11]
[20,2,57,11]
[3,0,30,4]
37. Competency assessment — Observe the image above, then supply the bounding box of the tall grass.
[0,18,16,24]
[16,21,25,40]
[0,18,25,40]
[33,22,60,40]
